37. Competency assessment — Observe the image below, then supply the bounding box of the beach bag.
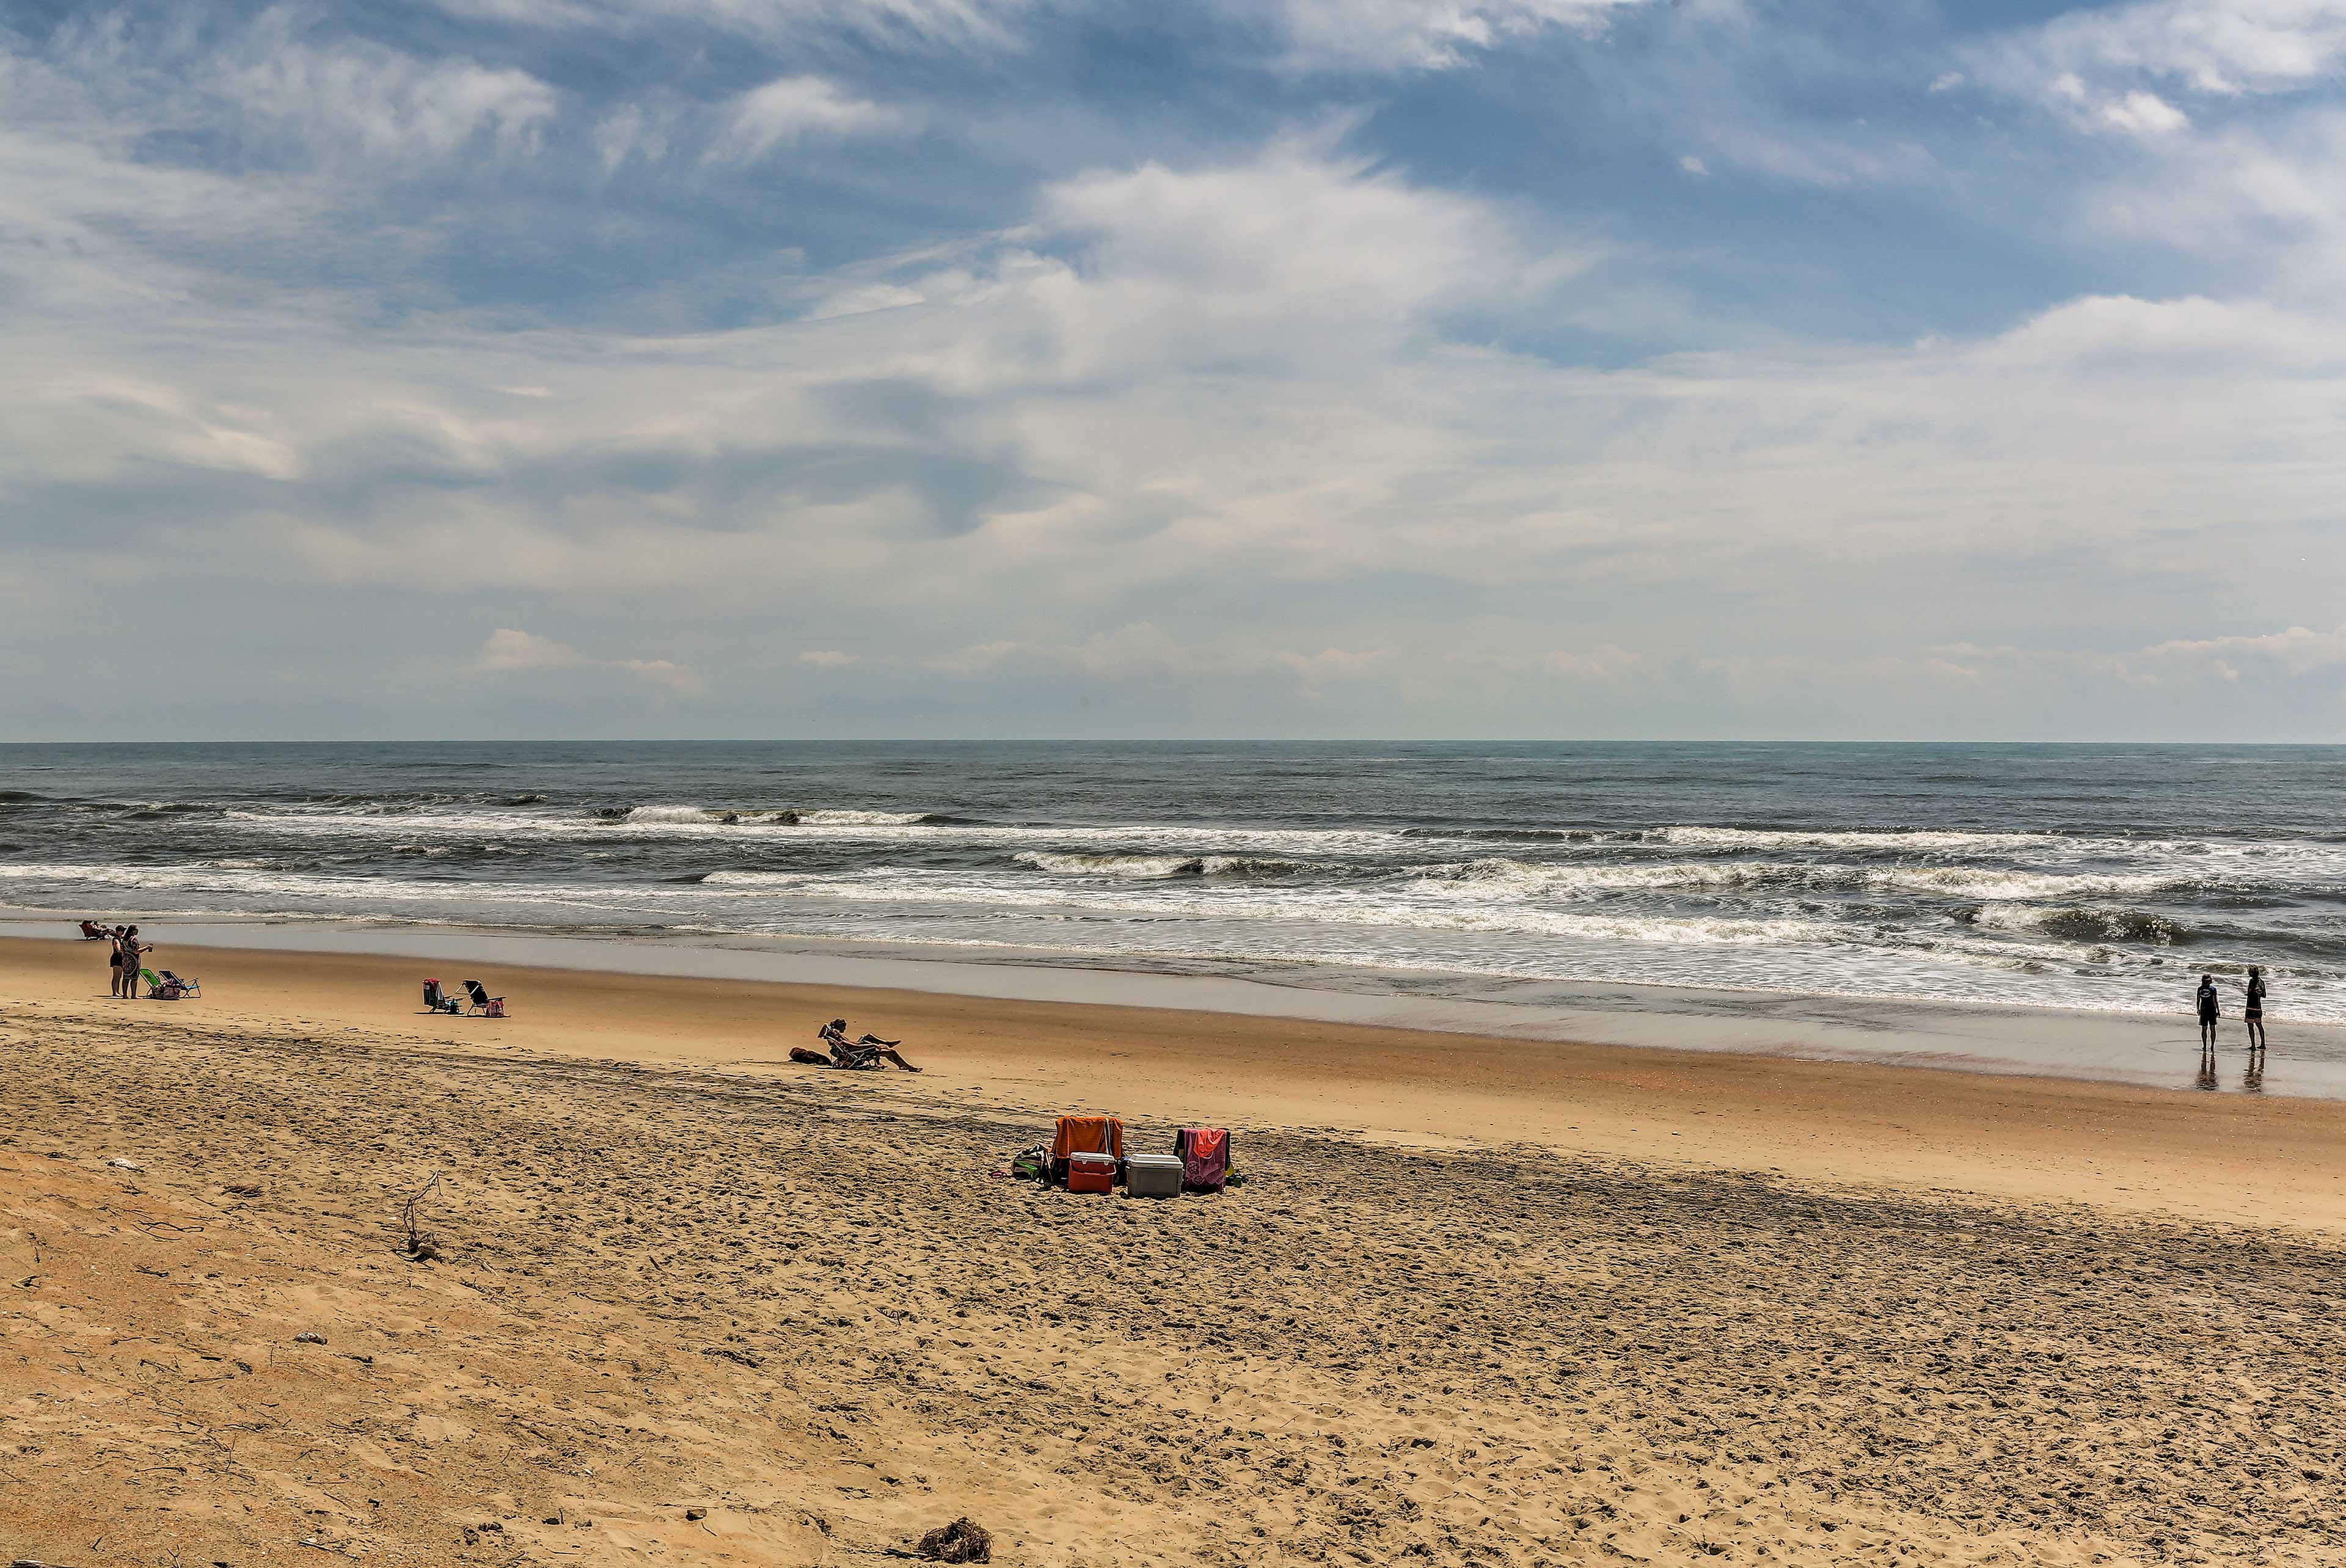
[1175,1128,1230,1192]
[1010,1145,1049,1181]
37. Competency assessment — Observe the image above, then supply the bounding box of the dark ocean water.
[3,741,2342,1019]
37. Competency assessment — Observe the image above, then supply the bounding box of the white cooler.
[1126,1151,1183,1198]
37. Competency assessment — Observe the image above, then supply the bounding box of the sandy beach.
[6,934,2346,1566]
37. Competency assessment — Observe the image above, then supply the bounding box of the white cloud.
[712,76,906,161]
[2102,88,2193,132]
[1678,154,1709,177]
[40,11,558,167]
[219,43,557,161]
[480,628,589,670]
[2138,622,2346,677]
[1248,0,1654,73]
[426,0,1047,53]
[478,630,701,692]
[2009,0,2346,98]
[798,649,858,666]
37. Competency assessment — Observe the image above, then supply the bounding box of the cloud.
[478,630,702,693]
[711,76,907,161]
[1243,0,1656,73]
[423,0,1048,53]
[1998,0,2346,100]
[2137,622,2346,678]
[2102,89,2192,133]
[39,10,557,169]
[798,649,858,666]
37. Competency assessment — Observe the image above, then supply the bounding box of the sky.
[4,0,2346,741]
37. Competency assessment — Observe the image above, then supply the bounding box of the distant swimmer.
[2195,972,2221,1050]
[2243,966,2268,1052]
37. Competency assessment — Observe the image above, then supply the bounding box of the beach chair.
[157,969,200,999]
[1051,1114,1124,1189]
[422,979,461,1015]
[1176,1127,1230,1192]
[141,968,198,1001]
[462,980,506,1018]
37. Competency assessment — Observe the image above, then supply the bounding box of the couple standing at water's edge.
[2196,967,2268,1052]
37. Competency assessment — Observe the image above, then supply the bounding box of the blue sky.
[5,0,2346,739]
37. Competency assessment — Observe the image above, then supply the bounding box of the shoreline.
[9,910,2341,1098]
[7,931,2344,1232]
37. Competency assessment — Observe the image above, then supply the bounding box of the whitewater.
[4,739,2344,1021]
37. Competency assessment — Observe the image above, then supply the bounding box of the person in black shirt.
[2243,966,2268,1052]
[2195,973,2220,1049]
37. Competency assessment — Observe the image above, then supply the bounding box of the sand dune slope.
[4,1007,2344,1566]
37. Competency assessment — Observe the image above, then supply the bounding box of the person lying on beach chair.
[817,1018,920,1072]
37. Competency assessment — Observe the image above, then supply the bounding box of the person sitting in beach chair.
[817,1018,919,1072]
[79,919,109,941]
[422,978,462,1015]
[462,980,506,1018]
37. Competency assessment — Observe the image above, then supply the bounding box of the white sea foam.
[1650,825,2052,853]
[1014,851,1298,878]
[1401,857,1799,896]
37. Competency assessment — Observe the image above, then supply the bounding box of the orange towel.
[1052,1115,1124,1161]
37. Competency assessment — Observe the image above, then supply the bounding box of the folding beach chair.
[422,979,461,1015]
[462,980,506,1018]
[1175,1127,1230,1192]
[141,968,199,1001]
[1051,1114,1124,1188]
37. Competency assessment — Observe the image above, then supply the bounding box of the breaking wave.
[1014,851,1303,878]
[1963,904,2194,945]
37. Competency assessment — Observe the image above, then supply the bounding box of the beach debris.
[916,1517,992,1563]
[107,1157,144,1173]
[399,1171,444,1261]
[294,1331,327,1345]
[685,1507,708,1521]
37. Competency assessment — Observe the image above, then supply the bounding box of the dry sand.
[4,936,2345,1566]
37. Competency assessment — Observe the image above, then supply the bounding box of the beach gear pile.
[1013,1115,1235,1197]
[422,978,505,1016]
[141,968,200,1001]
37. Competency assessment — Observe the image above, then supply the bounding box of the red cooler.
[1066,1151,1117,1194]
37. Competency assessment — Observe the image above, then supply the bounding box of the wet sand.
[5,936,2345,1566]
[13,914,2345,1096]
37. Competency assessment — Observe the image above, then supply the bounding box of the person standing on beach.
[2243,966,2268,1052]
[116,926,147,999]
[2195,973,2221,1049]
[107,924,130,997]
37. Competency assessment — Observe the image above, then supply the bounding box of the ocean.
[3,740,2342,1021]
